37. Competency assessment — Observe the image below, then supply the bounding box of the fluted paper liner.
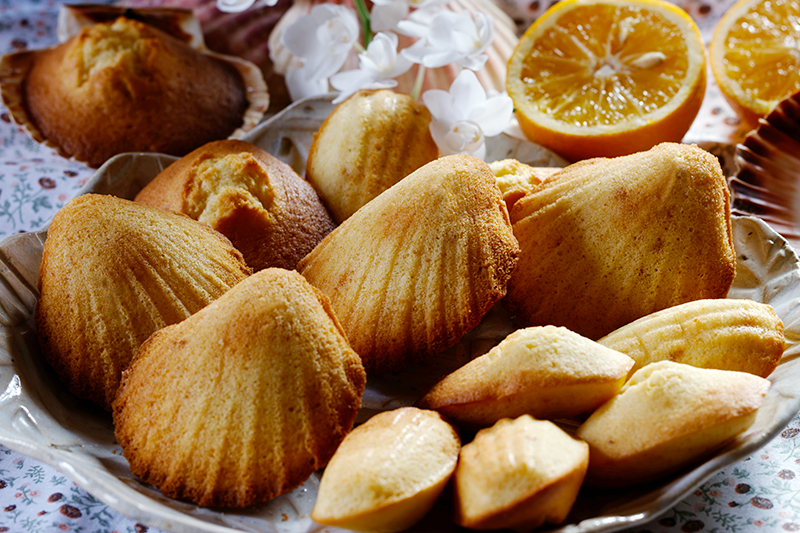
[0,4,269,168]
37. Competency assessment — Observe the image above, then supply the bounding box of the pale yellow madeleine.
[576,361,770,488]
[599,299,785,378]
[505,142,735,340]
[418,326,634,428]
[312,407,460,533]
[113,268,366,508]
[454,415,588,532]
[298,154,520,374]
[306,89,439,224]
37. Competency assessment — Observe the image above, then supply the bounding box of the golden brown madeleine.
[418,326,634,428]
[23,17,252,168]
[454,415,588,531]
[135,140,335,272]
[599,299,785,378]
[312,407,460,533]
[506,142,735,340]
[306,89,439,224]
[113,268,366,508]
[298,154,520,375]
[576,361,770,488]
[35,194,251,411]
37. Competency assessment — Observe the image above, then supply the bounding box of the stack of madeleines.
[34,88,784,531]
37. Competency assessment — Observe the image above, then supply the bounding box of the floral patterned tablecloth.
[1,0,800,532]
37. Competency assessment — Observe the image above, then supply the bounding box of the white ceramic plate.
[0,96,799,533]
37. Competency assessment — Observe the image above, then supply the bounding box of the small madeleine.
[599,299,785,378]
[312,407,460,533]
[418,326,634,428]
[454,415,588,532]
[576,361,770,488]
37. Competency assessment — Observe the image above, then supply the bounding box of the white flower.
[422,70,513,160]
[402,10,493,71]
[280,4,360,100]
[370,0,448,33]
[216,0,278,13]
[330,32,413,104]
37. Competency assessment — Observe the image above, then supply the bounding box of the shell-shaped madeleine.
[576,361,770,488]
[305,89,439,224]
[134,139,335,272]
[506,142,736,340]
[418,326,635,428]
[298,155,520,375]
[599,299,785,378]
[113,268,366,508]
[35,194,251,410]
[312,407,460,533]
[454,415,588,531]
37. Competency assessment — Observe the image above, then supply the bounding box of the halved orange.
[709,0,800,129]
[507,0,706,162]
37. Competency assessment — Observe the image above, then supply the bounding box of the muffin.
[312,407,460,533]
[306,89,440,224]
[298,154,520,374]
[113,268,366,508]
[15,16,267,168]
[135,140,335,272]
[505,143,736,340]
[35,194,251,410]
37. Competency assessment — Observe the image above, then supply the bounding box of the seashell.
[298,154,520,375]
[729,90,800,252]
[505,142,736,340]
[305,89,439,224]
[0,6,268,168]
[267,0,518,98]
[312,407,460,533]
[418,326,635,428]
[453,415,589,531]
[113,268,366,508]
[134,139,336,272]
[35,194,252,411]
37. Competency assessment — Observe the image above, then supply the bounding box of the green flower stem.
[353,0,372,47]
[410,64,427,101]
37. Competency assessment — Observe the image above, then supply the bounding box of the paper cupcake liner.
[0,4,269,168]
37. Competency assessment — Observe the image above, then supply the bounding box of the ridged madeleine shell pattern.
[35,194,251,410]
[113,268,366,508]
[506,142,736,340]
[298,154,520,375]
[305,89,439,224]
[454,415,589,531]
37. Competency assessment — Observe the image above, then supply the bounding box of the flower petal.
[286,68,330,101]
[371,2,409,32]
[469,94,514,136]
